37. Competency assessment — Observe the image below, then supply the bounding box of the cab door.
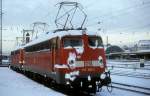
[51,37,61,71]
[50,37,57,72]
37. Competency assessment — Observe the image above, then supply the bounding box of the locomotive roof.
[13,30,100,51]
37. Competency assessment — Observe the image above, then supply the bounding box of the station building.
[106,40,150,60]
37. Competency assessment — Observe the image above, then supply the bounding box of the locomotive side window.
[25,37,60,52]
[63,37,82,48]
[25,40,50,52]
[88,37,103,47]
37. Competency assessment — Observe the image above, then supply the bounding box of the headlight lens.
[100,73,106,79]
[65,73,70,79]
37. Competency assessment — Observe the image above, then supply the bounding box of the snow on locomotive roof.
[14,30,99,50]
[13,46,24,52]
[25,30,99,47]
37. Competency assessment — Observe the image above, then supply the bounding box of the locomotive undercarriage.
[10,64,112,94]
[63,71,112,93]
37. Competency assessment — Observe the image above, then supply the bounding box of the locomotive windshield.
[63,37,82,48]
[88,36,103,47]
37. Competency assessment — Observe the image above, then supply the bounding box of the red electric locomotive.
[10,2,111,93]
[11,48,24,70]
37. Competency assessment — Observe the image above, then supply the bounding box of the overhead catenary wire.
[3,1,150,49]
[89,1,150,21]
[86,1,150,27]
[86,5,150,38]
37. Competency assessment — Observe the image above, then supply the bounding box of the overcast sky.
[2,0,150,53]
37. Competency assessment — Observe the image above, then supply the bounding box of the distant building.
[1,53,10,65]
[106,43,150,60]
[138,40,150,51]
[105,45,124,59]
[105,45,124,54]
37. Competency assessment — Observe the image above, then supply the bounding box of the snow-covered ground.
[0,60,150,96]
[0,67,65,96]
[102,60,150,96]
[107,60,150,88]
[107,59,150,69]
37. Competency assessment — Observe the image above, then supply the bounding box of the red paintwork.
[11,49,24,67]
[59,34,106,74]
[11,33,106,80]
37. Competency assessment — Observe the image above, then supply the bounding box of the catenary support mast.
[0,0,2,64]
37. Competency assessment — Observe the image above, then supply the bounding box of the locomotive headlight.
[98,56,103,65]
[88,75,91,81]
[100,73,106,79]
[65,73,71,79]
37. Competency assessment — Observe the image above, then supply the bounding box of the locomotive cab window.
[88,36,103,47]
[63,37,83,48]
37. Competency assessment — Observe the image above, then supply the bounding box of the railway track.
[110,71,150,79]
[107,65,150,79]
[107,65,150,70]
[112,82,150,95]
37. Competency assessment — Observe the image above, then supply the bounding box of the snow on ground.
[0,67,65,96]
[106,59,150,95]
[111,75,150,89]
[1,61,150,96]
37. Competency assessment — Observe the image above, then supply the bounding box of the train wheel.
[50,80,57,88]
[107,83,113,93]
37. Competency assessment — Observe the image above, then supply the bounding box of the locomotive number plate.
[87,68,94,71]
[81,68,94,72]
